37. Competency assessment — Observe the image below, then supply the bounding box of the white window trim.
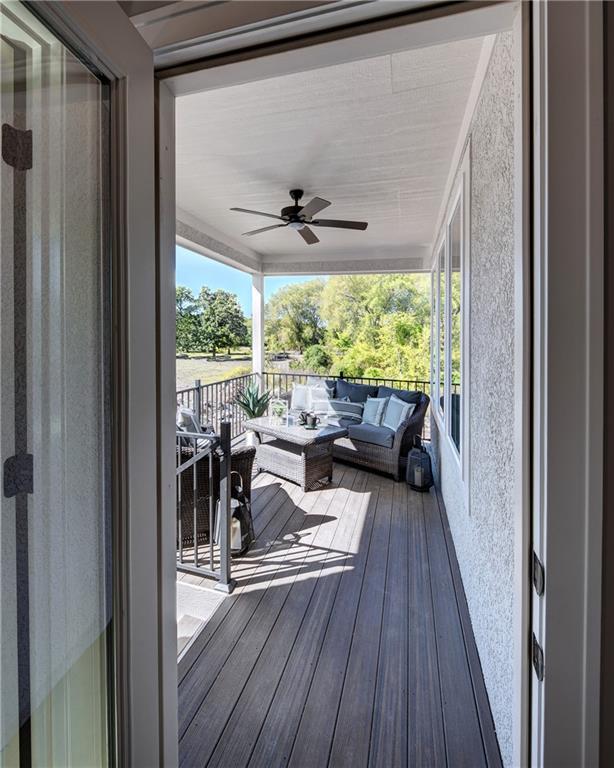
[431,143,471,509]
[433,234,446,424]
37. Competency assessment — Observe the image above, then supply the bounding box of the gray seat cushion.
[376,385,423,405]
[336,379,379,403]
[347,423,395,448]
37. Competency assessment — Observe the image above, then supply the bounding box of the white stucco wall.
[430,31,516,766]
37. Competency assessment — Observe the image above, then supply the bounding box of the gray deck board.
[327,475,393,767]
[368,480,410,767]
[179,475,343,741]
[423,488,488,767]
[178,467,502,768]
[207,468,364,767]
[407,490,446,767]
[247,470,370,768]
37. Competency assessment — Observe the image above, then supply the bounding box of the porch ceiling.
[176,35,487,274]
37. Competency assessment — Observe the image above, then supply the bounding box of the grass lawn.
[176,356,252,390]
[176,350,295,390]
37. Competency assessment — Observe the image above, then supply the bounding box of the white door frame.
[531,2,604,766]
[164,2,606,765]
[29,3,175,766]
[40,1,606,765]
[163,6,531,766]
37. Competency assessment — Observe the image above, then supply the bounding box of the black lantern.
[406,435,434,492]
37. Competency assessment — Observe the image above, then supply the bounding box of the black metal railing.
[262,370,430,399]
[176,421,235,592]
[177,374,257,441]
[177,371,431,440]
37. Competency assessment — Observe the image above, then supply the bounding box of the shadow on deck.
[177,463,502,768]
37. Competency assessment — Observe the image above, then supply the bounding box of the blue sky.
[176,245,320,315]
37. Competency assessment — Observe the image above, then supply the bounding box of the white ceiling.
[176,36,486,267]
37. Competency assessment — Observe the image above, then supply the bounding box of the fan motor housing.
[281,205,304,220]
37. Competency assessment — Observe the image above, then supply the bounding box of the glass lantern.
[406,435,434,492]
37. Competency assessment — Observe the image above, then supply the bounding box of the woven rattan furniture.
[244,416,348,491]
[178,442,256,549]
[332,391,430,480]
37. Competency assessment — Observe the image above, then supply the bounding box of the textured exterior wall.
[430,32,516,766]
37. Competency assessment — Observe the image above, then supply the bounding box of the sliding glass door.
[0,3,112,766]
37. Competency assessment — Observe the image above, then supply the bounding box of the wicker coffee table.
[244,416,348,491]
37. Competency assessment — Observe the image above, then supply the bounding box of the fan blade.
[298,225,319,245]
[230,207,283,221]
[311,218,368,230]
[300,196,331,219]
[242,223,287,236]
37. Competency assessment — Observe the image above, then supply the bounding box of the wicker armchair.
[332,392,429,480]
[177,443,256,550]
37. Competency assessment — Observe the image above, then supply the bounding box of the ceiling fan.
[230,189,368,245]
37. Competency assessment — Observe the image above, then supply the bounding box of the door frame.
[28,0,606,765]
[160,4,532,767]
[161,2,606,766]
[24,2,173,766]
[531,2,604,766]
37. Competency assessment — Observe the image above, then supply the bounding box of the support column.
[251,272,265,382]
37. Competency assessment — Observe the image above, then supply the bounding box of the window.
[431,147,470,484]
[438,241,446,416]
[450,200,462,452]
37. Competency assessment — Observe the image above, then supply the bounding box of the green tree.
[198,287,248,358]
[320,274,431,380]
[302,344,332,373]
[176,286,200,353]
[263,273,432,381]
[265,279,325,353]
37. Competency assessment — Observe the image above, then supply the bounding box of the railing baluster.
[208,453,214,570]
[217,421,234,593]
[178,445,183,565]
[193,435,198,568]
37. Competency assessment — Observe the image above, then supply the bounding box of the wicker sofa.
[326,379,430,481]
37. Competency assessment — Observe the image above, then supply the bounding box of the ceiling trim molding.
[159,1,514,94]
[261,255,428,275]
[176,208,262,272]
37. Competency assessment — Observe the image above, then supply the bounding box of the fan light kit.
[230,189,368,246]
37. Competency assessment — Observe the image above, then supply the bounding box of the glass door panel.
[0,3,112,766]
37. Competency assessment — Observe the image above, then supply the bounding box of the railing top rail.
[176,431,220,475]
[263,371,430,386]
[176,430,218,440]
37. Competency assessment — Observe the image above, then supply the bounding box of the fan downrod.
[289,189,304,205]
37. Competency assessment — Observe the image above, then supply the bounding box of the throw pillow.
[290,383,310,411]
[327,399,363,424]
[324,380,336,399]
[335,379,378,403]
[307,383,330,408]
[382,394,416,431]
[176,406,201,434]
[362,396,388,426]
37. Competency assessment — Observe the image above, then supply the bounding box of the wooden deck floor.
[177,464,502,768]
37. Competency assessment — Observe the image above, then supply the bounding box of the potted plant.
[235,382,272,446]
[270,398,287,424]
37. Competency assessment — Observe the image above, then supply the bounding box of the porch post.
[252,272,265,383]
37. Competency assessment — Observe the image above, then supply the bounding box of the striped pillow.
[327,398,363,424]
